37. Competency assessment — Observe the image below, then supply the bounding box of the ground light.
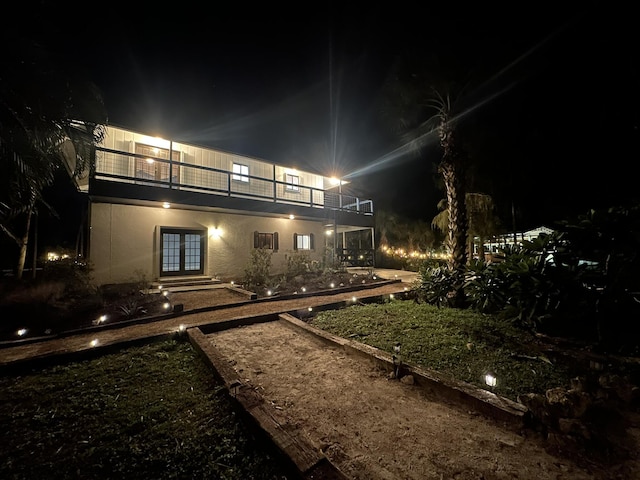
[484,373,497,388]
[16,328,27,337]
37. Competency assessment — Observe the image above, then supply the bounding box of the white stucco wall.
[89,202,327,285]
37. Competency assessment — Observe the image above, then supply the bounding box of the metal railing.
[94,148,373,215]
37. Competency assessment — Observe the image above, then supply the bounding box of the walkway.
[0,279,410,369]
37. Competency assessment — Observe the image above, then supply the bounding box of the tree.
[432,93,468,306]
[0,38,107,278]
[432,193,500,262]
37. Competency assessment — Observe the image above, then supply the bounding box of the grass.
[0,339,296,480]
[310,299,587,401]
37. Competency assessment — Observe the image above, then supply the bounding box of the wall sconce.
[209,227,222,239]
[162,202,171,209]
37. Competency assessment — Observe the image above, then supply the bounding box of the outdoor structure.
[79,126,374,286]
[474,226,555,260]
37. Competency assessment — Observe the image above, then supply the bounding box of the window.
[253,231,279,251]
[285,173,299,192]
[135,144,180,184]
[293,233,314,251]
[232,163,249,182]
[160,228,205,276]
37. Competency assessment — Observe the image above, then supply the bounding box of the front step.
[150,276,222,292]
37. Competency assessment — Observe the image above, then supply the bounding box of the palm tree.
[432,93,468,306]
[0,38,107,278]
[432,193,500,262]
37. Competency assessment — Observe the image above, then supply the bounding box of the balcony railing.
[93,148,373,215]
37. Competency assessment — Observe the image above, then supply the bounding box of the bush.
[242,248,272,292]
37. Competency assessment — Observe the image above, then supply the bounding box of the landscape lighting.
[484,373,497,388]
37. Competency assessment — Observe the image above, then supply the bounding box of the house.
[78,125,375,286]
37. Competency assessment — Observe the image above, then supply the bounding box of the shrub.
[242,248,272,291]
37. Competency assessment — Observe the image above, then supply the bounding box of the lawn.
[310,299,587,401]
[0,340,297,480]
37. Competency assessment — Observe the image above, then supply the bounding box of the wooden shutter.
[273,232,279,252]
[253,231,259,248]
[293,233,298,250]
[309,233,315,250]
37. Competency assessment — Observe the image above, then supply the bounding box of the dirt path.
[205,319,635,480]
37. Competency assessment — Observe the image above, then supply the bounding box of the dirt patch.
[205,319,640,480]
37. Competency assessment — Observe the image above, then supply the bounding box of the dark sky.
[9,1,640,236]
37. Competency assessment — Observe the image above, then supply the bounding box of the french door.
[160,228,204,276]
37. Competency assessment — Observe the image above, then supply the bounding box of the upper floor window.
[232,163,249,182]
[285,173,299,192]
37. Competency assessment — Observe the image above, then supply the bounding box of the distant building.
[474,226,555,259]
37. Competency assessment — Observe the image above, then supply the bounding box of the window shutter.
[273,232,279,252]
[310,233,315,250]
[293,233,298,250]
[253,231,259,248]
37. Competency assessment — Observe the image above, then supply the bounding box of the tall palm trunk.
[437,107,468,307]
[16,199,35,280]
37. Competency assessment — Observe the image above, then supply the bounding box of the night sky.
[5,1,640,252]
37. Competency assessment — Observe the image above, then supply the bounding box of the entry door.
[160,228,204,276]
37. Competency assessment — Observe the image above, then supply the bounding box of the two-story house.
[79,125,375,286]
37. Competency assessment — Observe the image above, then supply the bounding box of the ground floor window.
[254,231,279,250]
[160,228,205,276]
[293,233,314,251]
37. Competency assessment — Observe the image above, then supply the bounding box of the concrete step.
[151,276,221,291]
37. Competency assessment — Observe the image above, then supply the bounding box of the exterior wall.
[89,202,328,285]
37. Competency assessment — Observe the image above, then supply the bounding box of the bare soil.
[204,319,640,480]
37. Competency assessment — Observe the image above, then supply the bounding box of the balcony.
[92,147,373,216]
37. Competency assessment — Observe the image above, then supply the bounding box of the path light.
[389,294,394,300]
[17,328,27,337]
[162,290,169,297]
[393,343,402,378]
[90,339,99,348]
[98,314,108,324]
[351,296,357,303]
[230,280,235,286]
[163,302,171,310]
[308,307,313,312]
[178,324,186,332]
[301,287,306,292]
[267,290,272,296]
[485,373,497,388]
[330,283,335,288]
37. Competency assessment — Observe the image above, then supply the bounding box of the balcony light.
[289,214,295,220]
[146,158,154,164]
[162,202,170,209]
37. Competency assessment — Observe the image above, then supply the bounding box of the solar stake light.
[485,373,497,388]
[392,343,402,379]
